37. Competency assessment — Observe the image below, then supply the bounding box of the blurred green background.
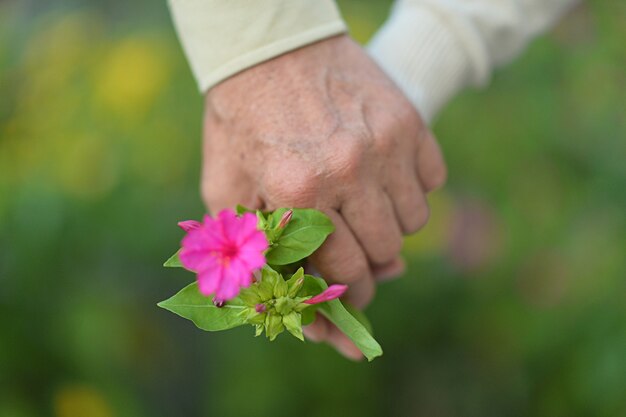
[1,1,625,416]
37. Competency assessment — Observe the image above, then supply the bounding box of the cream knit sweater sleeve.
[368,0,580,122]
[168,0,579,121]
[167,0,347,92]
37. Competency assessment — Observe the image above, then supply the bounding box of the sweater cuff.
[367,3,476,123]
[168,0,347,93]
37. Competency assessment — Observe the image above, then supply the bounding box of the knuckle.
[391,101,425,138]
[370,237,403,265]
[405,108,425,132]
[348,281,375,309]
[372,134,397,156]
[332,255,369,284]
[264,167,320,205]
[400,104,426,132]
[326,132,369,181]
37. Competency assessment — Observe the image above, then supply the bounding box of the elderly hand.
[201,34,446,359]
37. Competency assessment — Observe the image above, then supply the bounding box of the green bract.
[158,207,383,361]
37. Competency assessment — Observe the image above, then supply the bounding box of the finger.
[341,189,404,266]
[386,167,430,234]
[345,274,376,309]
[372,256,406,282]
[308,210,376,307]
[303,315,329,342]
[326,321,364,361]
[416,132,447,192]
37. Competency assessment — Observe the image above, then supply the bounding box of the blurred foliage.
[1,1,625,417]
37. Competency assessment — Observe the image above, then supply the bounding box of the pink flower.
[304,284,348,305]
[179,209,268,301]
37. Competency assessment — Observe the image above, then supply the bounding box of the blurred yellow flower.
[53,384,113,417]
[94,36,171,118]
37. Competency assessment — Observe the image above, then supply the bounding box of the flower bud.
[256,210,269,230]
[278,209,293,229]
[304,284,348,305]
[255,303,266,313]
[257,280,274,301]
[286,267,304,291]
[213,298,225,308]
[274,278,288,298]
[258,267,280,300]
[265,313,284,341]
[261,267,280,286]
[274,296,297,315]
[282,312,304,341]
[288,277,305,298]
[177,220,201,232]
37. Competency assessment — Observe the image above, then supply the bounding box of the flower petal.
[237,247,266,271]
[179,247,208,272]
[217,209,241,243]
[197,261,224,296]
[242,230,269,253]
[180,233,221,272]
[231,257,255,288]
[236,212,261,244]
[215,258,252,300]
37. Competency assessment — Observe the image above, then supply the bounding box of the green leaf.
[157,282,247,331]
[265,208,334,265]
[299,274,326,297]
[319,301,383,361]
[344,303,374,336]
[312,277,383,361]
[163,249,183,268]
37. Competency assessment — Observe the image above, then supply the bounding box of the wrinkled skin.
[202,35,447,359]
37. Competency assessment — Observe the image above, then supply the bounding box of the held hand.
[201,35,446,358]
